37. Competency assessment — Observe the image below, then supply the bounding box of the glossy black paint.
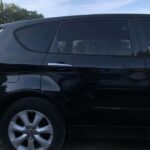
[0,14,150,130]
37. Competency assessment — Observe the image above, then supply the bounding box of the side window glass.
[54,20,133,56]
[15,23,58,53]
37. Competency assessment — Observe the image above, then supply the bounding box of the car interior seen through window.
[55,20,133,56]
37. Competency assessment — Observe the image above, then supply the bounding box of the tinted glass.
[15,23,58,52]
[54,20,132,56]
[141,20,150,55]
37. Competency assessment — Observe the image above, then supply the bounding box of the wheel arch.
[0,90,66,122]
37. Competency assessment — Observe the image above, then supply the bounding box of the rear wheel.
[1,97,65,150]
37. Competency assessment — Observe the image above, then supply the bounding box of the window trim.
[14,22,59,53]
[49,18,135,57]
[138,19,150,57]
[127,18,142,57]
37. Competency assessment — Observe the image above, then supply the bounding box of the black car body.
[1,14,150,150]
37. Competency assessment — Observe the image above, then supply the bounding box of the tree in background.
[0,2,44,24]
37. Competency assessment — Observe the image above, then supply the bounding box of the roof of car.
[1,14,150,28]
[48,13,150,20]
[19,13,150,22]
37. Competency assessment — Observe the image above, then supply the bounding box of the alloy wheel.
[8,110,53,150]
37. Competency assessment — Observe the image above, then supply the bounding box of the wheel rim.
[8,110,53,150]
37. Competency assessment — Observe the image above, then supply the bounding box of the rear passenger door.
[43,18,146,126]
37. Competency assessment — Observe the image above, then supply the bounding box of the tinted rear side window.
[15,23,58,53]
[53,20,133,56]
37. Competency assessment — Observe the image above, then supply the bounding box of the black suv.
[0,14,150,150]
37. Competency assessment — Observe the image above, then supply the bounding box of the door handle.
[48,63,72,67]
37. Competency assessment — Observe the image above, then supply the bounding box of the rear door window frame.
[138,18,150,57]
[50,17,138,58]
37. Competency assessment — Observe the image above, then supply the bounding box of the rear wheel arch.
[0,90,66,122]
[1,96,66,150]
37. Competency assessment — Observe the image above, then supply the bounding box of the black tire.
[1,97,66,150]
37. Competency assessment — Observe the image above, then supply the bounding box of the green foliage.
[0,3,44,24]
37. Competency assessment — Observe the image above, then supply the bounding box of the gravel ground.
[62,139,150,150]
[1,139,150,150]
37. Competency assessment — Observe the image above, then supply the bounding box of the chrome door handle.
[48,63,72,67]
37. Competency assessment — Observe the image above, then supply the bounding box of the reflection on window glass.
[72,40,105,54]
[55,20,133,56]
[58,41,66,52]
